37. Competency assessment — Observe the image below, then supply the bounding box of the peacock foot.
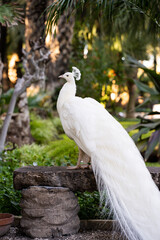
[80,164,91,169]
[67,164,91,170]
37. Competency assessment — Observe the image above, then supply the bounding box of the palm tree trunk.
[126,68,137,118]
[0,26,3,96]
[153,48,157,72]
[0,25,10,92]
[25,0,46,51]
[46,6,75,90]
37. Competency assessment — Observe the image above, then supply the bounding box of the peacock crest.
[72,67,81,81]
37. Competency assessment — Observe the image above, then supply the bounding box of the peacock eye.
[66,75,69,77]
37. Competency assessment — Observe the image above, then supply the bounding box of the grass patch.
[146,162,160,167]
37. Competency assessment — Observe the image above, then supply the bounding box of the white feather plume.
[72,66,81,81]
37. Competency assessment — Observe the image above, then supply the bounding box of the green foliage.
[0,3,23,27]
[119,118,139,129]
[0,89,14,114]
[45,135,78,166]
[126,58,160,160]
[146,162,160,167]
[76,191,111,220]
[7,144,49,166]
[142,68,160,93]
[3,135,78,167]
[70,37,125,110]
[53,117,64,134]
[134,79,159,96]
[30,113,58,144]
[128,118,160,160]
[28,92,52,109]
[46,0,160,34]
[0,153,21,215]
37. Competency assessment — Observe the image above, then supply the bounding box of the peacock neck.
[57,81,76,112]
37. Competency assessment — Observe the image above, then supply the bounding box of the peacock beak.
[59,74,64,79]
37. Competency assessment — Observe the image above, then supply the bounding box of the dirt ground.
[1,227,124,240]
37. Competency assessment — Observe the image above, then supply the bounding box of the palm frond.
[0,2,24,27]
[46,0,160,34]
[45,0,78,33]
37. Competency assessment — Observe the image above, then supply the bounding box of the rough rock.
[14,166,160,191]
[20,186,80,238]
[148,167,160,190]
[13,166,97,192]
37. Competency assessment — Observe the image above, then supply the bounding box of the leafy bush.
[0,153,21,215]
[28,92,52,109]
[127,118,160,160]
[53,117,64,134]
[76,191,111,219]
[45,135,78,166]
[7,144,49,166]
[30,113,58,144]
[126,57,160,160]
[3,135,78,167]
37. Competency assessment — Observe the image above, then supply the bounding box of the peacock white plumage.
[57,67,160,240]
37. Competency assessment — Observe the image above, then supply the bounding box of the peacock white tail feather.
[91,151,160,240]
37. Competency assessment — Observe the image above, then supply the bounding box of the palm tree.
[46,0,160,31]
[0,1,24,92]
[46,0,159,118]
[46,7,75,90]
[25,0,47,51]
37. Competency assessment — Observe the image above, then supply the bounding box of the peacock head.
[59,67,81,83]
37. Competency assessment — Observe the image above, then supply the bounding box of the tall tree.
[0,1,24,92]
[46,0,160,118]
[46,7,75,90]
[25,0,46,51]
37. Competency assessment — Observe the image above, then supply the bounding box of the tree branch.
[0,40,50,153]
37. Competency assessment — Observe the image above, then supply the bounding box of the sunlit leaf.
[142,68,160,93]
[137,139,148,152]
[132,128,150,142]
[127,121,160,132]
[134,79,158,95]
[126,56,160,93]
[145,130,160,160]
[135,98,150,110]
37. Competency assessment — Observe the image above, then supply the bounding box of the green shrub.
[3,135,78,167]
[8,144,49,166]
[53,117,64,134]
[0,153,21,215]
[76,191,111,220]
[45,135,78,166]
[28,92,52,109]
[30,113,58,144]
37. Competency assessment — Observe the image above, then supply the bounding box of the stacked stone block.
[20,186,80,238]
